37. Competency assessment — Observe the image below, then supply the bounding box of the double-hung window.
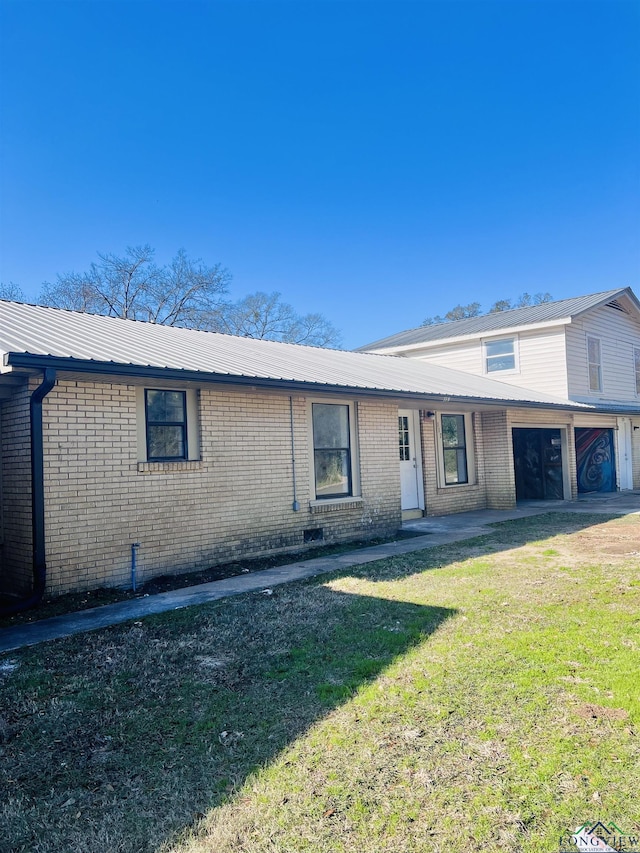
[484,337,516,373]
[145,389,188,461]
[634,347,640,396]
[587,336,602,393]
[312,403,353,498]
[439,413,471,485]
[433,410,476,489]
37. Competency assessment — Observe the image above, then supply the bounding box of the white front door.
[617,418,633,490]
[398,409,424,511]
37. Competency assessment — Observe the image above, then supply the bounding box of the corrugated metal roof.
[356,288,635,351]
[0,299,584,408]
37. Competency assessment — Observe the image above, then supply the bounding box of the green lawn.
[1,512,638,853]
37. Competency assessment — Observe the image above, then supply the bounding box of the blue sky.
[1,0,638,348]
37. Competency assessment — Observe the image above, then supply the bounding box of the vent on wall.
[606,299,629,314]
[303,528,324,543]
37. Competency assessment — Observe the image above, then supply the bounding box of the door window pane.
[398,416,410,461]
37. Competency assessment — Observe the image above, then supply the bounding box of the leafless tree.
[39,246,231,327]
[422,302,482,326]
[211,291,342,347]
[423,293,554,325]
[0,282,26,301]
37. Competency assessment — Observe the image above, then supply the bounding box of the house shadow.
[5,510,626,853]
[148,590,454,851]
[4,586,454,853]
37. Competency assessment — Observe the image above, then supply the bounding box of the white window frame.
[634,347,640,397]
[136,387,200,462]
[587,335,603,393]
[308,398,361,503]
[435,412,476,488]
[482,335,519,375]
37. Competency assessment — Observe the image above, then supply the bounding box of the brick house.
[0,299,637,605]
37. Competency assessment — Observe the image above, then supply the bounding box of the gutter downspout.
[289,396,300,511]
[0,368,56,615]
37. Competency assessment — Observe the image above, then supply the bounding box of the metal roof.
[0,299,589,409]
[356,288,638,352]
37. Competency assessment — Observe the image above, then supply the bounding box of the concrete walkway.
[1,493,638,654]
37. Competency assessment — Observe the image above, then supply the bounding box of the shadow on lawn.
[1,512,624,853]
[2,585,455,853]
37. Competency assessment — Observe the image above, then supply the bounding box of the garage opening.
[575,428,616,493]
[512,428,564,500]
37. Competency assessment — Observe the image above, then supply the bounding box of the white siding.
[566,304,640,402]
[409,327,569,399]
[407,340,483,374]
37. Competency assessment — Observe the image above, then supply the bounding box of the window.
[136,387,200,464]
[484,337,516,373]
[440,414,469,484]
[635,347,640,396]
[587,336,602,392]
[312,403,353,498]
[145,390,188,460]
[398,415,410,461]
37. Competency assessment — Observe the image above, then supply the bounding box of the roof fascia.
[4,351,595,413]
[367,317,570,355]
[570,287,640,320]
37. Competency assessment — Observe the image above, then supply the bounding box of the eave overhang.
[4,351,628,415]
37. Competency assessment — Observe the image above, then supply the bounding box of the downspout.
[0,368,56,615]
[289,396,300,512]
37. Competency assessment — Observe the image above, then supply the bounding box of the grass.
[1,512,639,853]
[0,530,425,629]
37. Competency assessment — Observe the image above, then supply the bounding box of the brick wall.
[419,407,580,516]
[0,381,33,594]
[480,410,516,510]
[507,408,577,500]
[37,379,401,596]
[421,411,489,516]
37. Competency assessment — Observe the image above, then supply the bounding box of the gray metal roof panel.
[0,299,588,407]
[356,288,635,351]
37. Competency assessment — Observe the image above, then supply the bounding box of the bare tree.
[424,293,555,324]
[422,302,482,326]
[489,293,553,312]
[0,282,26,301]
[38,246,231,327]
[211,291,342,348]
[35,247,342,346]
[488,298,514,313]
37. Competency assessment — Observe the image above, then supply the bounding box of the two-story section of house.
[359,288,640,497]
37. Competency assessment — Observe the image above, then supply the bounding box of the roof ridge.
[356,287,632,351]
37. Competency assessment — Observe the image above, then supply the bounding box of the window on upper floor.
[484,337,517,373]
[311,402,359,499]
[635,347,640,396]
[587,336,602,393]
